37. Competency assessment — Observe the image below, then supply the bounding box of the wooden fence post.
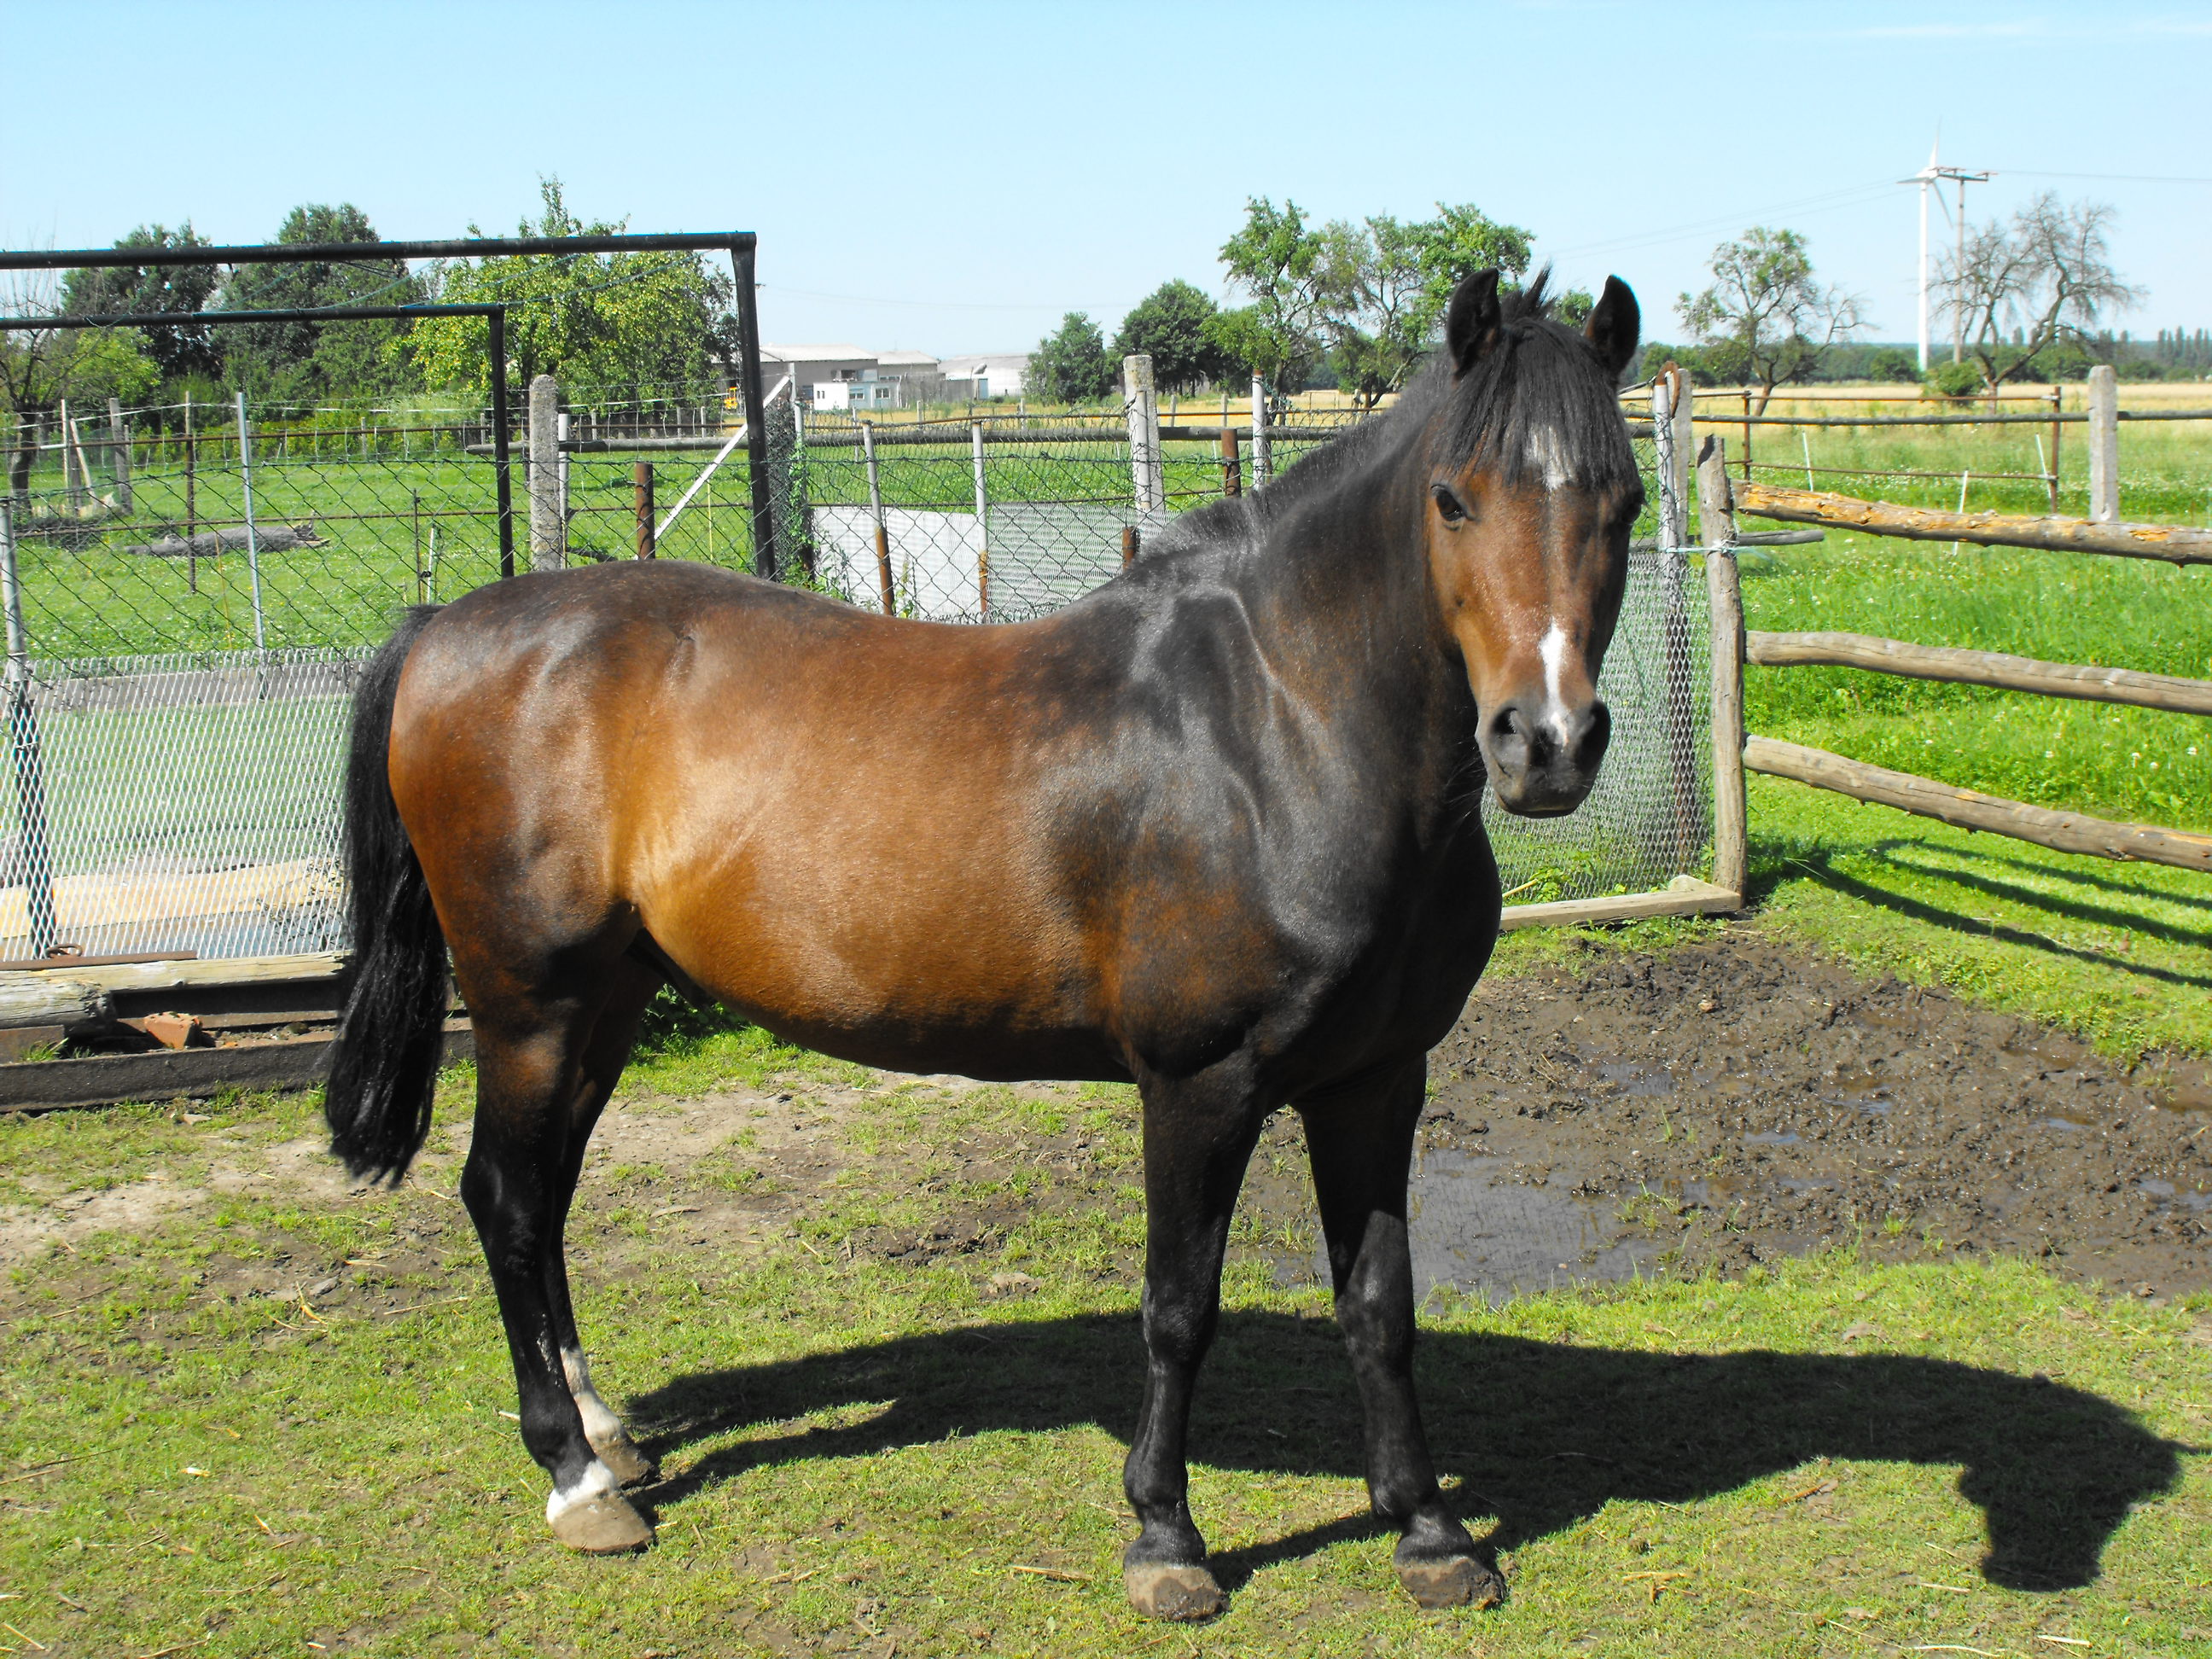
[972,422,990,620]
[1220,426,1241,498]
[633,462,655,559]
[528,375,565,571]
[862,422,894,614]
[1697,435,1747,904]
[2087,364,2118,522]
[2048,382,2064,514]
[1122,525,1141,568]
[106,398,131,513]
[1251,371,1270,486]
[1123,354,1162,513]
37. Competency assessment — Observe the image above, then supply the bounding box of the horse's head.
[1423,269,1642,818]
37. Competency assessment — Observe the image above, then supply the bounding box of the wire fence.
[0,386,1702,961]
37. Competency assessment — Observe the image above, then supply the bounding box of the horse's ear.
[1445,269,1504,377]
[1585,275,1640,379]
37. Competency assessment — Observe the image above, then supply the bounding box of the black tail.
[326,606,448,1184]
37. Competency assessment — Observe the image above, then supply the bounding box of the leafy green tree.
[216,203,425,401]
[1214,197,1328,395]
[1314,204,1534,409]
[1027,311,1115,403]
[61,224,221,383]
[1112,281,1222,393]
[1679,227,1865,410]
[404,179,728,407]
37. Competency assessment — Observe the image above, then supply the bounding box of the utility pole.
[1901,139,1990,371]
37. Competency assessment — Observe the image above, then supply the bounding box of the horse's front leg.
[1301,1059,1503,1610]
[1121,1060,1267,1621]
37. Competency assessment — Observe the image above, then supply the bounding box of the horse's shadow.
[628,1309,2194,1594]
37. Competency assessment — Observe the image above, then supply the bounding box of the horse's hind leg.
[544,958,661,1488]
[461,959,658,1555]
[1301,1061,1503,1610]
[1121,1060,1267,1621]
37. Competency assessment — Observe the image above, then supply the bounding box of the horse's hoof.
[550,1493,654,1555]
[589,1432,659,1488]
[1395,1551,1504,1610]
[1122,1560,1225,1621]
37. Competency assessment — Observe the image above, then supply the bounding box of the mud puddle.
[1394,927,2212,1301]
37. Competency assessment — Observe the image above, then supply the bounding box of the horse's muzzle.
[1480,698,1610,818]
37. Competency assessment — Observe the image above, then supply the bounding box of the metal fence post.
[731,239,776,580]
[1251,371,1270,486]
[529,374,565,571]
[107,396,131,513]
[862,422,893,614]
[1124,354,1162,514]
[235,392,266,655]
[1651,367,1703,851]
[0,504,56,958]
[2087,364,2118,522]
[490,307,515,579]
[972,422,990,620]
[1697,435,1747,903]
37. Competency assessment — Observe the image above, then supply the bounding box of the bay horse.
[326,269,1642,1621]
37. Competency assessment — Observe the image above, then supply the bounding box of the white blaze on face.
[1524,424,1574,492]
[1537,623,1575,744]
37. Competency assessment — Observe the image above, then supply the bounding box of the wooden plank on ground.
[15,952,347,993]
[1743,736,2212,871]
[0,1022,474,1115]
[1745,630,2212,716]
[1732,481,2212,566]
[1499,876,1740,932]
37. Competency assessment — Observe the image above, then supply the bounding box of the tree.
[1112,281,1222,393]
[405,179,730,406]
[216,202,426,401]
[1678,227,1866,411]
[60,223,221,384]
[1941,194,2140,392]
[1027,311,1115,404]
[1214,197,1329,395]
[0,267,159,501]
[1314,203,1534,410]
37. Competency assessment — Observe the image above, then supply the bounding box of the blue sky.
[3,1,2209,355]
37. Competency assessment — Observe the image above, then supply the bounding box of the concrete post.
[1123,354,1162,514]
[2087,364,2119,523]
[528,374,565,570]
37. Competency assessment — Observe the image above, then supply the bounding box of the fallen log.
[116,522,328,558]
[1731,481,2212,566]
[1743,735,2212,872]
[1745,631,2212,716]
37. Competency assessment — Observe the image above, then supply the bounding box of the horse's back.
[390,562,1132,1076]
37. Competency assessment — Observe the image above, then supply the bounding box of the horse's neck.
[1230,448,1479,809]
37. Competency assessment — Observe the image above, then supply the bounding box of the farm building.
[763,345,946,410]
[939,352,1029,398]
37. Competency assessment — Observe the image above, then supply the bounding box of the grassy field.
[2,1027,2208,1659]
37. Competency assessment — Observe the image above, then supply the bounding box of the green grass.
[2,1076,2208,1658]
[1721,525,2212,1061]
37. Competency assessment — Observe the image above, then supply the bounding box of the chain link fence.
[0,389,1698,960]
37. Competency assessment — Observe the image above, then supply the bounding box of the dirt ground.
[6,925,2209,1313]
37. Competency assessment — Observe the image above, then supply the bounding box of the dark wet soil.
[1327,927,2212,1303]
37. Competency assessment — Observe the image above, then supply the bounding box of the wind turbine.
[1901,134,1990,370]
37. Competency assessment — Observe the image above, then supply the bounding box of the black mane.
[1161,271,1634,561]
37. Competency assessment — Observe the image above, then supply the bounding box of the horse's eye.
[1431,485,1467,523]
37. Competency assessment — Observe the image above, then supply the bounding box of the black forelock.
[1236,269,1637,528]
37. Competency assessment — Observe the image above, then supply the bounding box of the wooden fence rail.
[1732,481,2212,566]
[1743,736,2212,873]
[1744,631,2212,716]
